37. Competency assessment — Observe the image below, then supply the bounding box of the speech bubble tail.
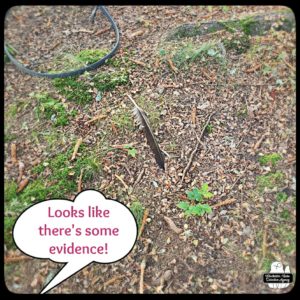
[40,260,91,294]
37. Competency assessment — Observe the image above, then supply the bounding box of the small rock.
[220,210,227,215]
[173,91,180,96]
[162,270,172,282]
[152,181,159,188]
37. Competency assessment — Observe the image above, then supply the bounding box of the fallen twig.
[17,161,25,183]
[191,106,197,125]
[212,198,236,208]
[246,64,261,73]
[128,58,147,67]
[283,59,295,72]
[133,168,145,188]
[16,178,29,193]
[5,255,31,264]
[115,174,128,190]
[84,114,106,125]
[70,138,83,161]
[11,143,17,164]
[138,209,149,239]
[180,112,216,184]
[77,169,84,193]
[95,27,111,36]
[167,59,178,73]
[139,258,147,294]
[163,216,182,234]
[103,275,125,290]
[252,132,268,151]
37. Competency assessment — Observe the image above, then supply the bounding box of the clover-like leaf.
[177,201,189,211]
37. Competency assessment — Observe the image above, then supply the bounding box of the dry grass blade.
[167,58,178,73]
[115,174,128,189]
[103,275,125,290]
[5,255,32,264]
[84,114,106,125]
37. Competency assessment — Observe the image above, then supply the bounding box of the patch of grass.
[223,32,250,54]
[280,209,290,220]
[256,171,285,192]
[93,71,129,92]
[136,96,161,130]
[4,132,17,143]
[34,93,76,126]
[258,153,282,167]
[237,105,248,117]
[178,183,213,217]
[261,257,274,273]
[52,77,92,104]
[123,144,137,158]
[275,225,296,255]
[276,192,288,203]
[76,49,108,64]
[112,109,134,133]
[130,201,145,232]
[172,41,223,68]
[6,104,18,118]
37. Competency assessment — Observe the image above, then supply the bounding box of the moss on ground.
[4,144,101,249]
[258,153,282,167]
[256,171,285,192]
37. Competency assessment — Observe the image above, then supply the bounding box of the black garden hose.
[4,6,120,79]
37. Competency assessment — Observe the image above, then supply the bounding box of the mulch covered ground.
[4,6,296,294]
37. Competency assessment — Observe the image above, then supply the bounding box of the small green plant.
[276,192,288,203]
[259,153,282,167]
[222,6,229,12]
[256,171,285,192]
[206,124,213,134]
[130,201,145,232]
[178,183,213,217]
[124,144,137,158]
[280,209,290,220]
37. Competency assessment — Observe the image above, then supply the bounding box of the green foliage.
[178,184,213,217]
[4,44,18,63]
[76,49,108,64]
[34,93,76,126]
[259,153,282,167]
[112,109,134,132]
[206,124,213,134]
[124,144,137,158]
[276,192,288,203]
[222,6,229,13]
[53,77,92,104]
[223,32,250,54]
[256,171,285,192]
[130,201,145,232]
[93,71,129,92]
[280,209,290,220]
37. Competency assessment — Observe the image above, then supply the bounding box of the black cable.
[4,6,120,79]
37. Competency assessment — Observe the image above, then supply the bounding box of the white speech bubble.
[13,189,138,294]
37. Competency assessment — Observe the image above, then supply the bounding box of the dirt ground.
[4,6,296,294]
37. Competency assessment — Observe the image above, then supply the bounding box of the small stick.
[283,59,295,72]
[163,216,182,234]
[70,138,83,161]
[139,258,147,294]
[253,132,268,151]
[17,161,25,183]
[180,112,216,184]
[115,174,128,189]
[138,209,149,239]
[246,64,261,73]
[77,169,84,193]
[167,59,178,73]
[133,168,145,187]
[212,198,236,208]
[16,178,29,193]
[11,143,17,164]
[95,27,111,36]
[103,275,125,290]
[128,58,147,67]
[84,114,106,125]
[5,255,31,264]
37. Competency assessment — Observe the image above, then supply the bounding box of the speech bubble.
[13,189,138,294]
